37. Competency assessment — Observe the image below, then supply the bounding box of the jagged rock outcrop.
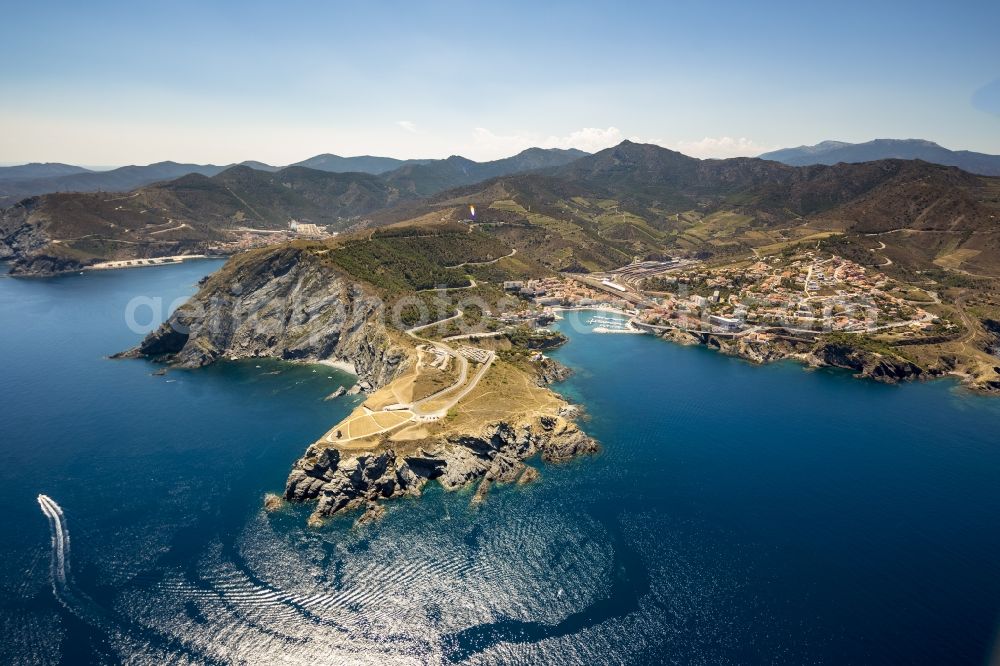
[534,357,573,385]
[657,326,929,384]
[1,204,48,252]
[263,493,283,512]
[324,386,348,401]
[354,502,386,527]
[117,246,410,389]
[810,342,923,383]
[517,466,540,485]
[284,415,598,523]
[660,327,807,363]
[983,319,1000,358]
[658,328,700,347]
[726,336,807,363]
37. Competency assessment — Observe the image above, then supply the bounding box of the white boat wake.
[37,494,109,627]
[35,494,230,665]
[37,495,71,596]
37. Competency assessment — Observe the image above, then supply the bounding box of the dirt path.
[323,308,496,444]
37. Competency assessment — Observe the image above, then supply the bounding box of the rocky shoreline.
[656,327,953,387]
[284,414,597,527]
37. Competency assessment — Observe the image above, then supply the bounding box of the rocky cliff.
[284,414,598,526]
[0,204,71,275]
[810,342,924,383]
[534,357,574,385]
[118,245,410,389]
[657,327,926,383]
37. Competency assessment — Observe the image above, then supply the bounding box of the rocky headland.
[120,243,598,525]
[116,245,409,389]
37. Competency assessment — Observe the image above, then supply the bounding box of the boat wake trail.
[36,494,232,665]
[37,494,106,625]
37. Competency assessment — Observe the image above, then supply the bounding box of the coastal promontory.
[120,227,598,524]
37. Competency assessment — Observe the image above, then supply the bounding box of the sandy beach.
[317,358,358,376]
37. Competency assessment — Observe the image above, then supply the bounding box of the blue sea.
[2,261,1000,665]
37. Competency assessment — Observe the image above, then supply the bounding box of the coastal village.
[499,250,947,346]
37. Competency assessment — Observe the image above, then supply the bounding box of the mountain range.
[759,139,1000,176]
[0,147,592,273]
[0,149,587,204]
[291,154,433,174]
[365,140,999,277]
[5,140,999,280]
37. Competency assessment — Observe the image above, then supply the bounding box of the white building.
[710,315,742,331]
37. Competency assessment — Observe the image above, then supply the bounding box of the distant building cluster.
[290,220,326,237]
[633,251,939,337]
[505,277,633,311]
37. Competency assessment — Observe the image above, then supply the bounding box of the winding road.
[446,248,517,269]
[324,309,496,443]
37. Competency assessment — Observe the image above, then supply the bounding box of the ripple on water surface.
[6,270,1000,665]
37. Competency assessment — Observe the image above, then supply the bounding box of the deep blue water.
[2,263,1000,665]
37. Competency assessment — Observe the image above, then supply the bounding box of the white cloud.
[538,126,627,152]
[666,136,773,159]
[396,120,418,133]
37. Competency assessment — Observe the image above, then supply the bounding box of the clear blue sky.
[1,0,997,165]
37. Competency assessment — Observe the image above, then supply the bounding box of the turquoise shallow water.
[2,263,1000,664]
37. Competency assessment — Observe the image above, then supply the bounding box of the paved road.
[442,330,506,342]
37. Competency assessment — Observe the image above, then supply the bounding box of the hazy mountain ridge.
[291,154,434,174]
[0,148,588,203]
[760,139,1000,176]
[381,148,590,196]
[0,162,94,181]
[0,164,416,273]
[0,161,228,204]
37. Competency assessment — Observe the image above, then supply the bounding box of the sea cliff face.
[811,342,924,383]
[119,246,409,389]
